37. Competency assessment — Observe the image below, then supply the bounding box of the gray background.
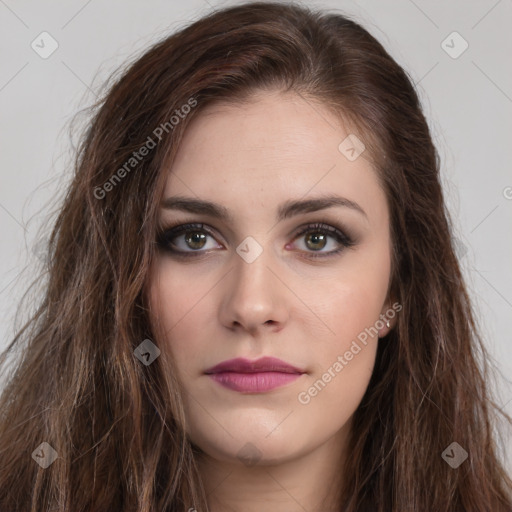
[1,0,511,473]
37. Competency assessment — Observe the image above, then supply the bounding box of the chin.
[189,424,306,466]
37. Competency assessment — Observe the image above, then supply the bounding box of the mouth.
[204,356,306,393]
[207,371,304,392]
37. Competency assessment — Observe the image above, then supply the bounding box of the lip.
[205,356,305,374]
[204,357,306,393]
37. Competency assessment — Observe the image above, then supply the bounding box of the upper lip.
[204,357,305,374]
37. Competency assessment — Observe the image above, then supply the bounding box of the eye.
[156,221,356,259]
[288,222,356,258]
[156,223,221,256]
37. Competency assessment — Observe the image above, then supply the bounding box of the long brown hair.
[1,2,510,511]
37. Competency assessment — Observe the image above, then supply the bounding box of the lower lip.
[207,371,303,392]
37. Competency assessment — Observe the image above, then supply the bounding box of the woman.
[0,2,510,511]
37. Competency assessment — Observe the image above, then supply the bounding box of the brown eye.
[182,230,208,250]
[304,232,328,251]
[156,221,356,259]
[290,222,355,259]
[157,223,220,255]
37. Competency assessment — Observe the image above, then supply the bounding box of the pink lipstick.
[204,356,305,393]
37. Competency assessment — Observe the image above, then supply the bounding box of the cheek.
[149,259,204,319]
[295,285,381,436]
[297,346,377,444]
[294,258,388,411]
[147,260,221,375]
[302,258,389,346]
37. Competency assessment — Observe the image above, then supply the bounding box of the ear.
[378,297,401,337]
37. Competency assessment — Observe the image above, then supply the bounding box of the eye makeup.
[155,217,358,260]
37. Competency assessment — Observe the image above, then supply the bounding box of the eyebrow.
[160,194,368,223]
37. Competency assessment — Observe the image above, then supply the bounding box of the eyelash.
[155,220,356,260]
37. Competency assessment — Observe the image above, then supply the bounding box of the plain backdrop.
[1,0,511,474]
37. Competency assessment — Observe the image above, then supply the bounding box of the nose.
[218,248,289,336]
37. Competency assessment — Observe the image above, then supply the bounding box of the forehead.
[162,90,386,225]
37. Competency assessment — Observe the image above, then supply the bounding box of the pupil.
[307,233,326,251]
[186,231,206,249]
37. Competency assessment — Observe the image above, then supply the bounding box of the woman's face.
[148,89,393,466]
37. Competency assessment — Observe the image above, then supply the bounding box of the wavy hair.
[0,2,511,511]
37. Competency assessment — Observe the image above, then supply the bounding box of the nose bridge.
[220,239,285,331]
[232,240,275,300]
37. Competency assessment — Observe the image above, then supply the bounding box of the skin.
[147,89,395,512]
